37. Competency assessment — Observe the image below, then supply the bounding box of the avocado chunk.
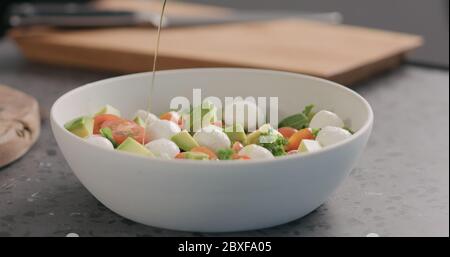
[117,137,154,157]
[246,124,281,145]
[99,127,118,148]
[64,116,94,138]
[171,130,199,151]
[246,130,261,145]
[184,152,210,160]
[225,124,247,144]
[133,116,145,127]
[95,105,121,117]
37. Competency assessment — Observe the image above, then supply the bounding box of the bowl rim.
[51,68,374,167]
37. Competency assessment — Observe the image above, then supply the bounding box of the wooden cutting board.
[9,0,422,85]
[0,85,40,168]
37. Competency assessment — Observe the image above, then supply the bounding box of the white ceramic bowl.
[51,68,373,232]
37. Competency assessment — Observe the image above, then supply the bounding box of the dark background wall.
[185,0,449,68]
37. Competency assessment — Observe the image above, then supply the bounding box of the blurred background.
[0,0,448,67]
[188,0,449,68]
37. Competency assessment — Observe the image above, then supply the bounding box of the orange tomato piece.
[93,114,121,134]
[286,129,315,152]
[175,153,187,159]
[278,127,298,139]
[232,154,251,160]
[160,112,184,128]
[232,142,244,152]
[101,119,149,145]
[191,146,218,160]
[288,150,300,155]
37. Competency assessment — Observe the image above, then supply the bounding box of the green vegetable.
[100,127,118,148]
[117,137,154,157]
[133,116,145,127]
[171,131,199,151]
[343,127,355,135]
[217,149,235,160]
[278,104,315,130]
[258,134,288,157]
[64,116,94,138]
[312,128,321,138]
[225,124,247,144]
[257,128,288,156]
[304,104,315,120]
[184,152,210,160]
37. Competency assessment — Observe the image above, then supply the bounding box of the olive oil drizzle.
[143,0,168,144]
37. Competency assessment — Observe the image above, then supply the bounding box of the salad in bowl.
[51,68,373,232]
[64,102,355,162]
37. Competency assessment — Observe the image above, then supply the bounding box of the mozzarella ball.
[309,110,344,129]
[193,127,231,152]
[85,135,114,150]
[239,145,274,160]
[135,110,159,127]
[148,120,181,141]
[145,138,180,159]
[224,100,266,131]
[201,124,223,133]
[316,126,352,147]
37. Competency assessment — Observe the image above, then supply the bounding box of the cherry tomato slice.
[101,119,149,145]
[160,112,184,129]
[175,153,187,159]
[232,142,244,152]
[278,127,298,139]
[286,129,315,152]
[93,114,121,134]
[232,154,251,160]
[191,146,218,160]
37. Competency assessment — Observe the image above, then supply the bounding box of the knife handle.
[8,2,160,28]
[9,11,155,28]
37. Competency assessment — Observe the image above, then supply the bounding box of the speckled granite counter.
[0,39,448,237]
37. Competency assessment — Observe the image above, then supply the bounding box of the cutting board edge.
[13,37,253,74]
[14,36,416,86]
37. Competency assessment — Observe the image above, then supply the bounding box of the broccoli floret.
[258,129,288,157]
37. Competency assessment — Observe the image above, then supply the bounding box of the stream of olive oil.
[143,0,168,143]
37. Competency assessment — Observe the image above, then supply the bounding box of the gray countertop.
[0,39,448,237]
